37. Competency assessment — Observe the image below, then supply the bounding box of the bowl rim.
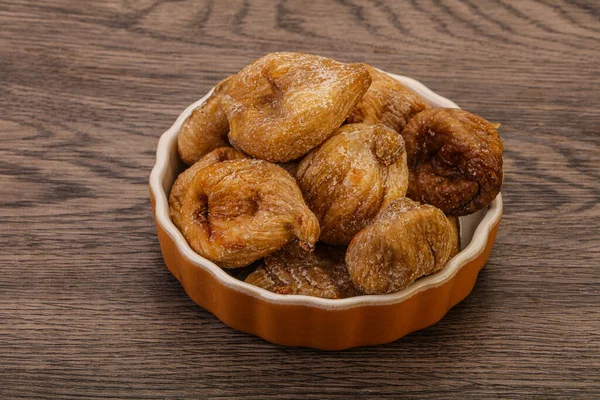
[149,71,503,310]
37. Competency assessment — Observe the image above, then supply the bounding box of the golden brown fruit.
[346,198,458,295]
[177,76,234,165]
[245,243,360,299]
[296,123,409,245]
[221,52,371,162]
[180,159,320,268]
[401,108,503,216]
[169,147,247,230]
[347,64,428,133]
[447,216,461,258]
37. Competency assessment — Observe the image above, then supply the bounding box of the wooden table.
[1,1,598,398]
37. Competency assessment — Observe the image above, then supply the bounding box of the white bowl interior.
[150,72,503,309]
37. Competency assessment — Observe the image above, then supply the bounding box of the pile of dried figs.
[169,52,503,298]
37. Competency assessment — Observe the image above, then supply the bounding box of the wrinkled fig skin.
[347,64,428,133]
[401,108,503,216]
[177,76,234,165]
[245,242,361,299]
[181,159,320,268]
[346,198,458,295]
[222,52,372,162]
[169,147,247,230]
[296,123,409,245]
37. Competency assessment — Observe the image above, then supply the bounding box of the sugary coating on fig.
[345,198,458,295]
[245,242,360,299]
[401,108,503,216]
[177,76,233,165]
[347,64,428,133]
[296,123,409,245]
[181,159,320,268]
[169,147,247,230]
[222,52,371,162]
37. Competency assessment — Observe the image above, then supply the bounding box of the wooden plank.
[1,0,598,398]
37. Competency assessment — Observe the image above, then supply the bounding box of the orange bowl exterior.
[151,190,500,350]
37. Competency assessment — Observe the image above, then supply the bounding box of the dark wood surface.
[1,0,599,398]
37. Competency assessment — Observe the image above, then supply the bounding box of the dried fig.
[447,216,461,258]
[169,147,247,230]
[245,242,360,299]
[296,123,409,245]
[347,64,428,133]
[346,198,458,295]
[221,52,371,162]
[177,76,234,165]
[401,108,503,215]
[180,159,320,268]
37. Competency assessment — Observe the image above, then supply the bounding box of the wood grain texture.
[1,0,599,398]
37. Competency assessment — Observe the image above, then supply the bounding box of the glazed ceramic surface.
[149,71,503,349]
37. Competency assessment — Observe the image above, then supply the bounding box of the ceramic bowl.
[149,71,503,350]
